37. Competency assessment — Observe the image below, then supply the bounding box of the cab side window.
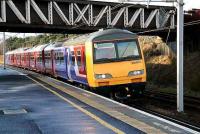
[39,53,42,63]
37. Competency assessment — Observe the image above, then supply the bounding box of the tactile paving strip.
[3,109,27,115]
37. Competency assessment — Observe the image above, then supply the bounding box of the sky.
[184,0,200,10]
[0,0,199,40]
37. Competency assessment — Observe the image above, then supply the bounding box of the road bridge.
[0,0,175,33]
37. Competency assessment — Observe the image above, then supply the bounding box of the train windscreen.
[94,40,141,63]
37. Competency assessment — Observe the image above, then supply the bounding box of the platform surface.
[0,66,199,134]
[0,67,143,134]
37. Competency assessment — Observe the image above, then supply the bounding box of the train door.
[59,49,67,79]
[67,48,73,81]
[51,50,55,75]
[68,46,87,84]
[74,46,86,76]
[54,49,67,79]
[64,48,69,79]
[33,52,36,70]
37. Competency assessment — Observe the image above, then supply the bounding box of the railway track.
[128,103,200,132]
[144,90,200,111]
[9,66,200,132]
[126,90,200,132]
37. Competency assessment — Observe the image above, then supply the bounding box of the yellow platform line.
[36,76,166,134]
[27,76,125,134]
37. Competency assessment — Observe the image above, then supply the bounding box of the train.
[6,29,146,99]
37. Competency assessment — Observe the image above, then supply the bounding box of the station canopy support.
[3,32,6,70]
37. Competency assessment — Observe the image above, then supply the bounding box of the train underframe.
[13,65,146,101]
[90,82,146,101]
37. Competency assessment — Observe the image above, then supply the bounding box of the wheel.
[110,87,129,102]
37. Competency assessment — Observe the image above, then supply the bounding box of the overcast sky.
[0,0,199,40]
[184,0,200,10]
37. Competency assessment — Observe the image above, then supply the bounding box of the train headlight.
[128,70,144,76]
[95,74,112,79]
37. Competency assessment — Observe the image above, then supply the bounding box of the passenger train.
[6,29,146,99]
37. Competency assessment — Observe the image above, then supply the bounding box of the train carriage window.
[39,53,42,63]
[47,53,50,64]
[44,53,46,63]
[17,55,20,61]
[71,51,75,66]
[76,50,82,66]
[36,54,38,62]
[22,55,25,62]
[26,54,29,61]
[37,53,42,63]
[21,55,24,62]
[60,52,64,64]
[45,52,51,65]
[55,52,58,64]
[31,54,34,61]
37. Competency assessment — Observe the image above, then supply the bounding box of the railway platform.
[0,66,198,134]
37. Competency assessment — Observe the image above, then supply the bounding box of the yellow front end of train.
[85,29,146,93]
[93,59,146,87]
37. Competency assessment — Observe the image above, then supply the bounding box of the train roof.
[11,48,28,54]
[5,51,13,55]
[23,47,31,53]
[33,43,50,52]
[53,46,65,51]
[63,29,137,46]
[44,42,64,51]
[25,46,37,53]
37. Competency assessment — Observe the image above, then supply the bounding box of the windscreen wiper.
[120,55,140,60]
[120,43,131,58]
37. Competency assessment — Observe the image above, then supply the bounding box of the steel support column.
[3,32,6,69]
[177,0,184,112]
